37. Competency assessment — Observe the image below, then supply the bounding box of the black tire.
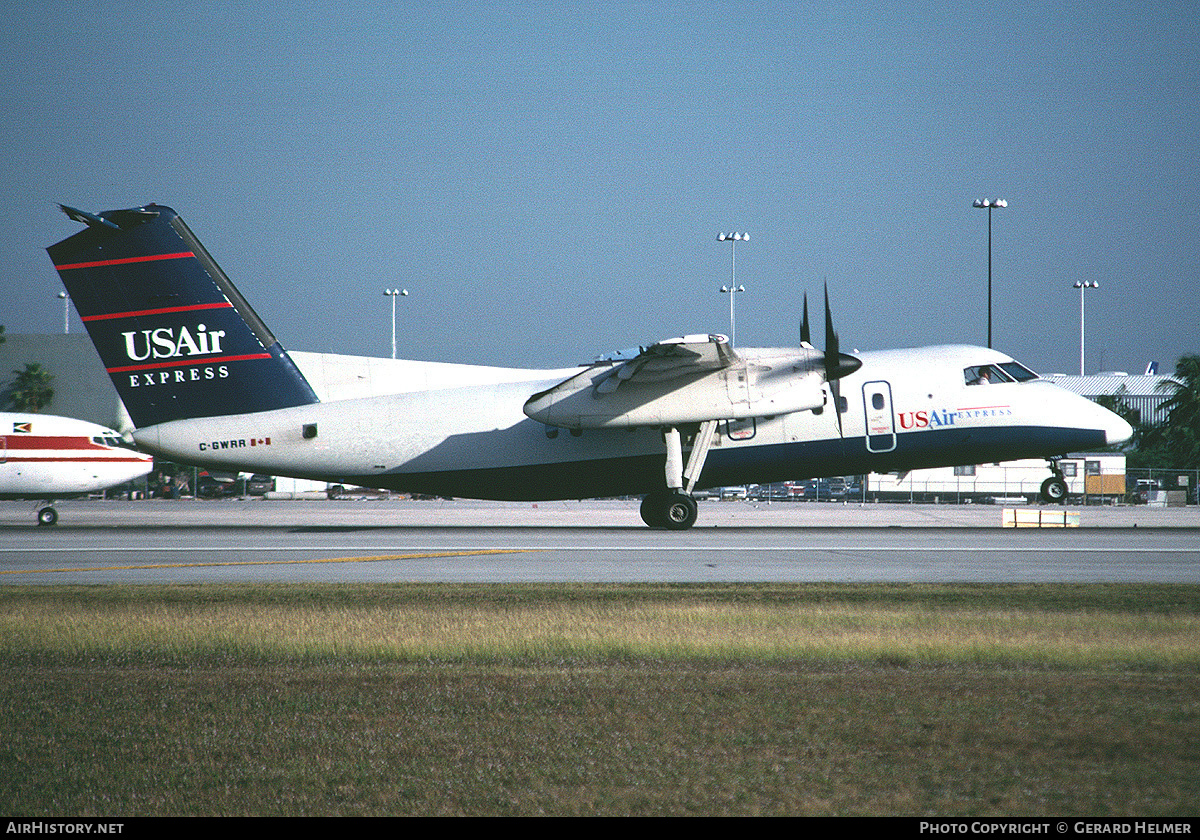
[1040,477,1068,504]
[37,507,59,527]
[639,491,699,529]
[640,492,666,528]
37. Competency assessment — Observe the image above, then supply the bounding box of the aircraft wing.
[594,334,740,390]
[524,334,829,428]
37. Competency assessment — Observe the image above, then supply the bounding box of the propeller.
[820,283,862,438]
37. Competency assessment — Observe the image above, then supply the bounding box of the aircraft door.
[862,381,897,453]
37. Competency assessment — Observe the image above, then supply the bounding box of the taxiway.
[1,498,1197,584]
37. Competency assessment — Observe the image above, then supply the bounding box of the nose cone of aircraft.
[1055,386,1135,449]
[1104,411,1134,447]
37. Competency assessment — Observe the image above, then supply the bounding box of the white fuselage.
[131,344,1132,500]
[0,413,154,499]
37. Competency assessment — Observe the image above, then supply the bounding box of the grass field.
[1,583,1197,816]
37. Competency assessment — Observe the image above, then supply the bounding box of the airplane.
[0,411,154,525]
[46,203,1133,529]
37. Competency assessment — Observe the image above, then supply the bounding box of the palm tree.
[1139,355,1200,468]
[8,363,55,413]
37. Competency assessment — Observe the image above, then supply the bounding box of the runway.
[2,498,1198,584]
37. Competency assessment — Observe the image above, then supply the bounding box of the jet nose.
[1105,412,1134,446]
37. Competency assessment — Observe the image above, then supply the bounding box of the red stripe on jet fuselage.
[3,435,107,451]
[3,457,151,464]
[54,251,195,271]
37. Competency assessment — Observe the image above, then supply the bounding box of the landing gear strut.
[640,420,719,529]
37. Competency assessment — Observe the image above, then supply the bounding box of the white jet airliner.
[0,411,154,524]
[47,204,1132,529]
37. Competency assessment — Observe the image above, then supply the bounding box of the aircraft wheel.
[640,492,667,528]
[641,491,700,529]
[1040,477,1068,504]
[37,506,59,527]
[661,492,699,530]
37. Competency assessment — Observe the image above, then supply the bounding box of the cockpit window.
[999,361,1039,382]
[964,364,1013,385]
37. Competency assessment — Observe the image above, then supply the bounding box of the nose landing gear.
[1040,459,1068,504]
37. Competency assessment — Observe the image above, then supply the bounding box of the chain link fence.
[1124,467,1200,505]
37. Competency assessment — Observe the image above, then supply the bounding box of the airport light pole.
[718,232,749,346]
[1073,280,1099,376]
[720,284,745,347]
[58,292,70,334]
[383,288,408,359]
[972,199,1007,348]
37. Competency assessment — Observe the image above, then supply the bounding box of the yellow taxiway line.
[0,548,531,575]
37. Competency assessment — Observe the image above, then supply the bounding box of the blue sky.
[3,1,1197,375]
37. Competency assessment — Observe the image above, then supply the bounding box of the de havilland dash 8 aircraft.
[1,411,153,525]
[47,203,1132,529]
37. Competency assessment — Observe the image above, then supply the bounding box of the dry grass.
[2,582,1197,669]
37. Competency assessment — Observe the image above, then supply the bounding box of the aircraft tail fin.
[47,204,319,428]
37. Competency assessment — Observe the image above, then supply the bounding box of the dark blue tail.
[47,204,319,428]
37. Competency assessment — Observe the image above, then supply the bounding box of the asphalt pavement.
[2,496,1198,529]
[2,498,1197,585]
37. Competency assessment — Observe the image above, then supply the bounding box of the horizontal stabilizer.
[58,205,121,230]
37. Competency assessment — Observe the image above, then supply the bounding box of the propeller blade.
[830,378,844,438]
[824,285,836,369]
[800,293,811,346]
[821,284,862,382]
[821,284,862,439]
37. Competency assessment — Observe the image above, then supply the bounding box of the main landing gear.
[36,505,59,526]
[640,490,699,530]
[640,420,718,530]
